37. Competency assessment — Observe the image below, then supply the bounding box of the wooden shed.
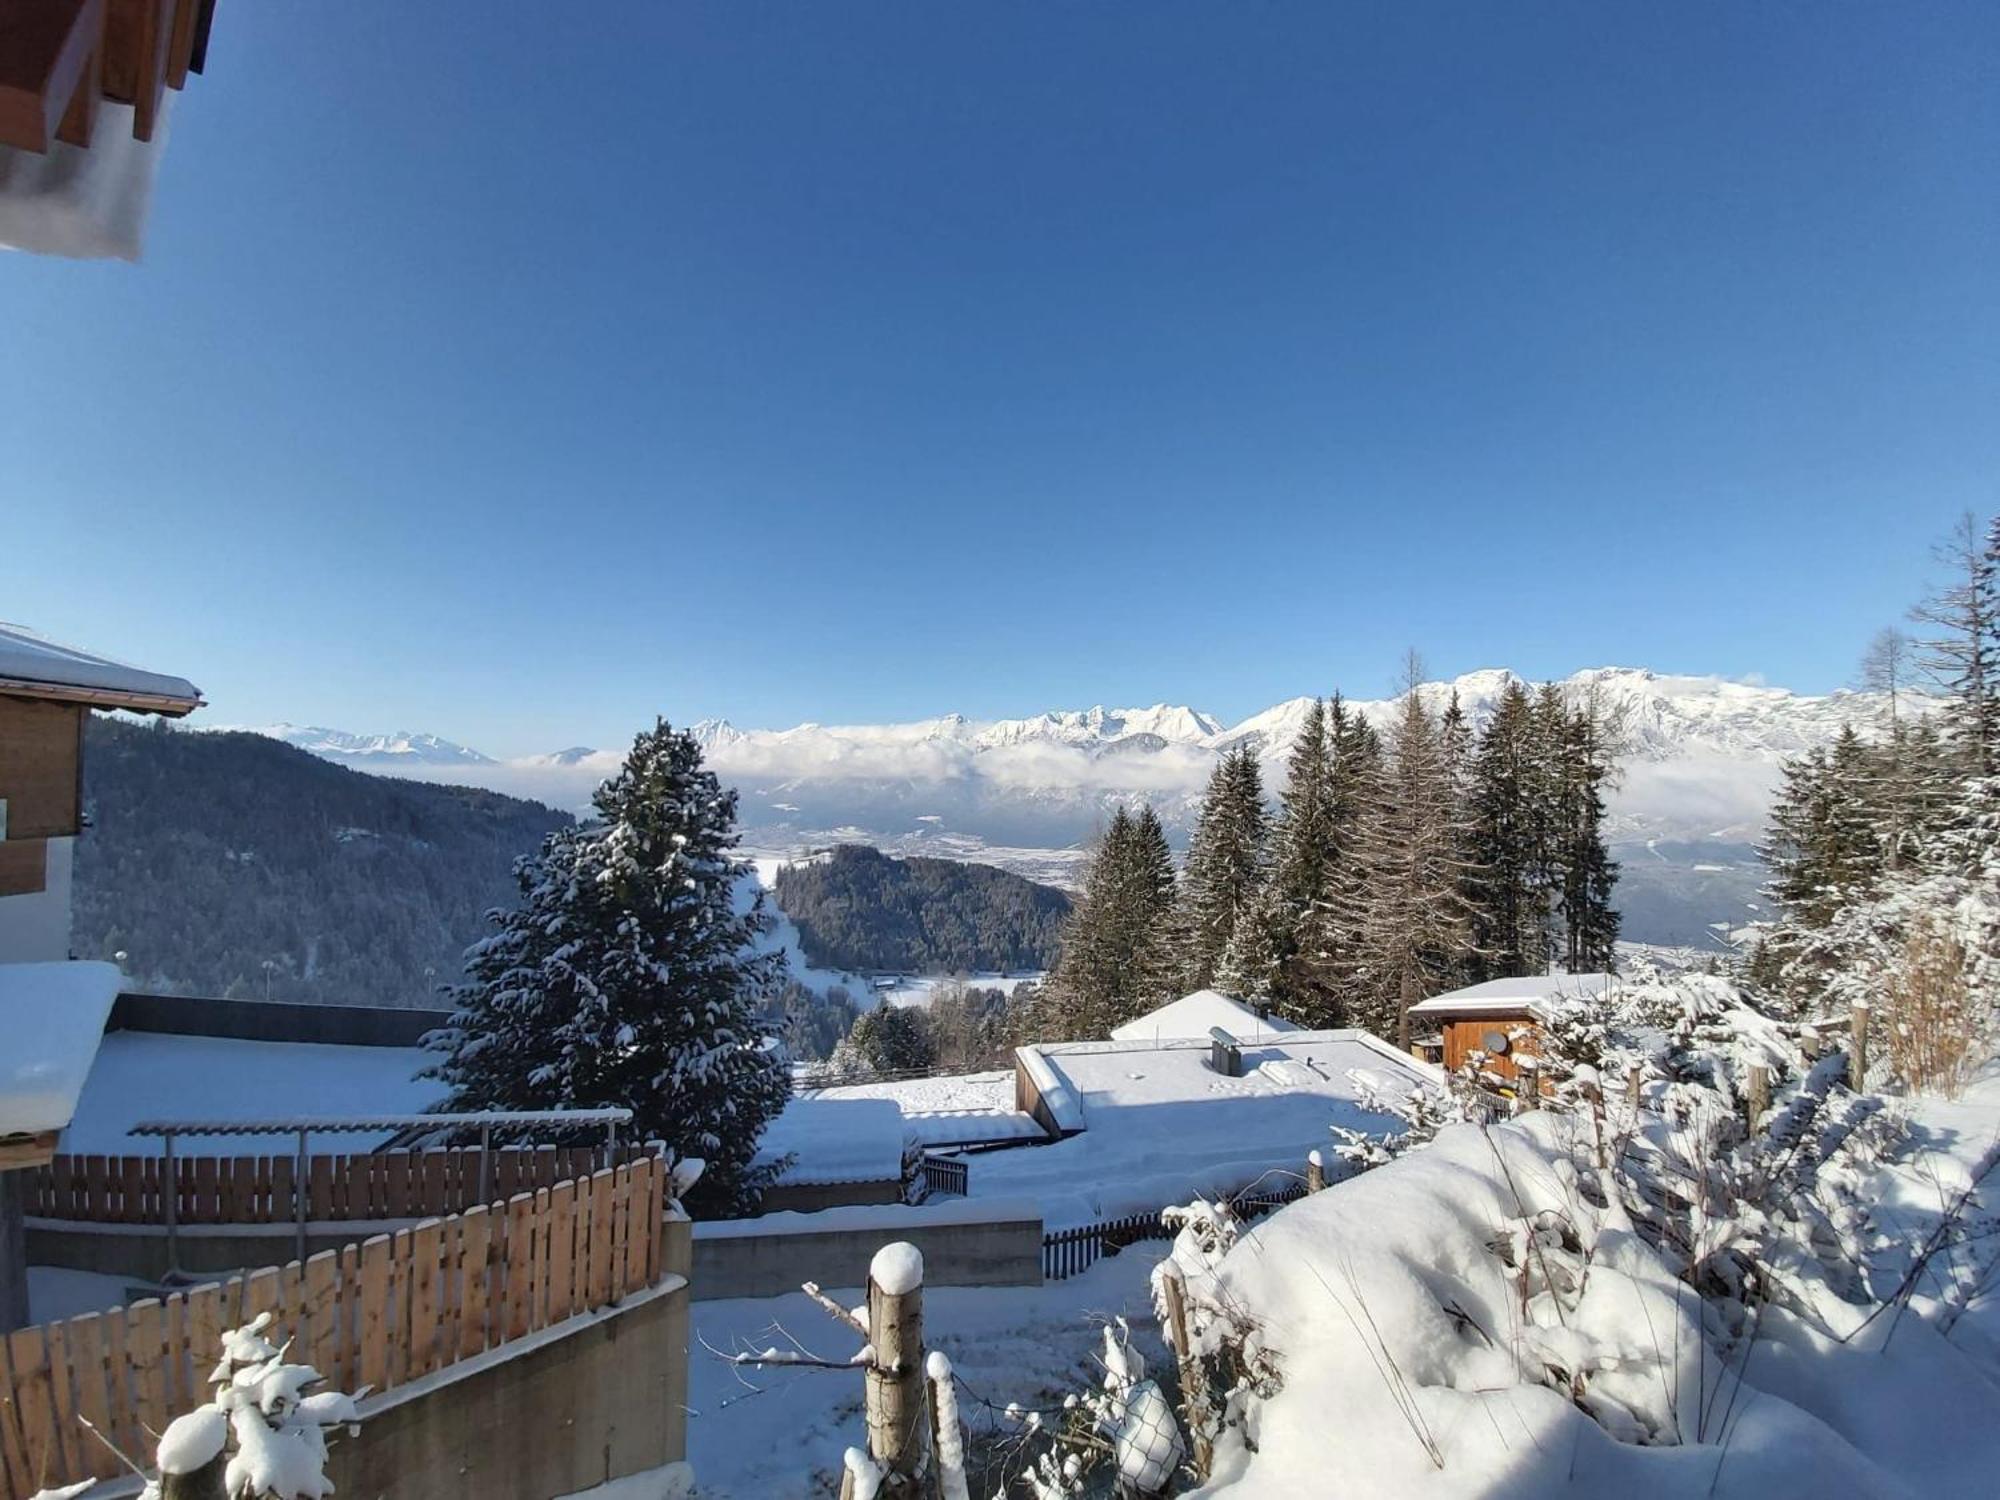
[1407,974,1617,1087]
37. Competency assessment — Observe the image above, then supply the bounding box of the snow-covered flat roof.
[978,1029,1440,1228]
[1408,973,1618,1019]
[0,621,202,715]
[59,1032,447,1154]
[0,961,122,1140]
[805,1069,1045,1148]
[1108,988,1300,1044]
[756,1096,908,1186]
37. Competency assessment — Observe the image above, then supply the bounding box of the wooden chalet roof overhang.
[0,0,217,155]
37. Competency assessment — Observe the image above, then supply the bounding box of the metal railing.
[1040,1182,1311,1281]
[920,1153,969,1197]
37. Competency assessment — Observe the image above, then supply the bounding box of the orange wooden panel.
[504,1194,534,1340]
[357,1235,390,1395]
[5,1324,61,1494]
[65,1313,116,1480]
[383,1230,411,1390]
[0,1318,35,1496]
[546,1180,576,1324]
[587,1170,615,1310]
[458,1207,491,1359]
[41,1321,80,1485]
[125,1299,168,1452]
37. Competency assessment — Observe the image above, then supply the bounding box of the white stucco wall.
[0,837,74,962]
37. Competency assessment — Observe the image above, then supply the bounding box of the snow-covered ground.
[1181,1061,2000,1498]
[687,1248,1168,1497]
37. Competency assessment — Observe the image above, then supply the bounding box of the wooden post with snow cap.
[1850,1005,1870,1093]
[157,1406,229,1500]
[1746,1064,1771,1130]
[1306,1149,1326,1193]
[864,1240,927,1490]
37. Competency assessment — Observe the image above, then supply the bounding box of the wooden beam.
[0,1133,62,1170]
[102,0,172,142]
[166,0,196,89]
[55,22,102,148]
[0,0,105,154]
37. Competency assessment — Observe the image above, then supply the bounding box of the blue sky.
[4,3,1995,756]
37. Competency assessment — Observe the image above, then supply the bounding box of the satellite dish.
[1482,1030,1511,1055]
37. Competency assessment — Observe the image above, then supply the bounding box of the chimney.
[1208,1026,1243,1078]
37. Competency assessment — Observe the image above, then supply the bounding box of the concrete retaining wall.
[327,1278,689,1500]
[690,1198,1043,1300]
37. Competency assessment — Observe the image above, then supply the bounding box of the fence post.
[1746,1064,1771,1131]
[864,1243,926,1488]
[1305,1151,1326,1193]
[1850,1005,1870,1092]
[1158,1262,1212,1478]
[162,1130,180,1278]
[294,1128,310,1265]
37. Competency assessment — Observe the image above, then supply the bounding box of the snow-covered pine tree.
[426,718,790,1214]
[1316,696,1383,1024]
[1342,657,1480,1047]
[1465,680,1548,980]
[1256,698,1342,1024]
[1555,695,1620,972]
[1171,746,1270,993]
[1126,804,1182,1006]
[1042,805,1177,1036]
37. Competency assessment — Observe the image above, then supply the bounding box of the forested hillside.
[72,719,572,1007]
[774,844,1070,973]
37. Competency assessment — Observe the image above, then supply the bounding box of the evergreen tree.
[1256,699,1338,1021]
[844,1000,937,1074]
[426,719,790,1214]
[1172,747,1270,992]
[1465,681,1547,979]
[1342,659,1480,1047]
[1554,698,1620,971]
[1911,511,2000,775]
[1041,805,1178,1037]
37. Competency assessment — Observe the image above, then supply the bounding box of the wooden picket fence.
[0,1156,675,1500]
[25,1145,643,1226]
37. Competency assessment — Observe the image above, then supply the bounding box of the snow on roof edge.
[0,621,202,714]
[0,960,122,1137]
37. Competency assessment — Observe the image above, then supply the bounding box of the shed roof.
[0,622,202,715]
[1407,973,1618,1020]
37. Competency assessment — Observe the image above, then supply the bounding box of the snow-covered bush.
[1328,1070,1473,1171]
[137,1313,363,1500]
[1003,1320,1188,1500]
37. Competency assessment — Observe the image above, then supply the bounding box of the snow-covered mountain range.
[226,668,1919,948]
[208,724,495,767]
